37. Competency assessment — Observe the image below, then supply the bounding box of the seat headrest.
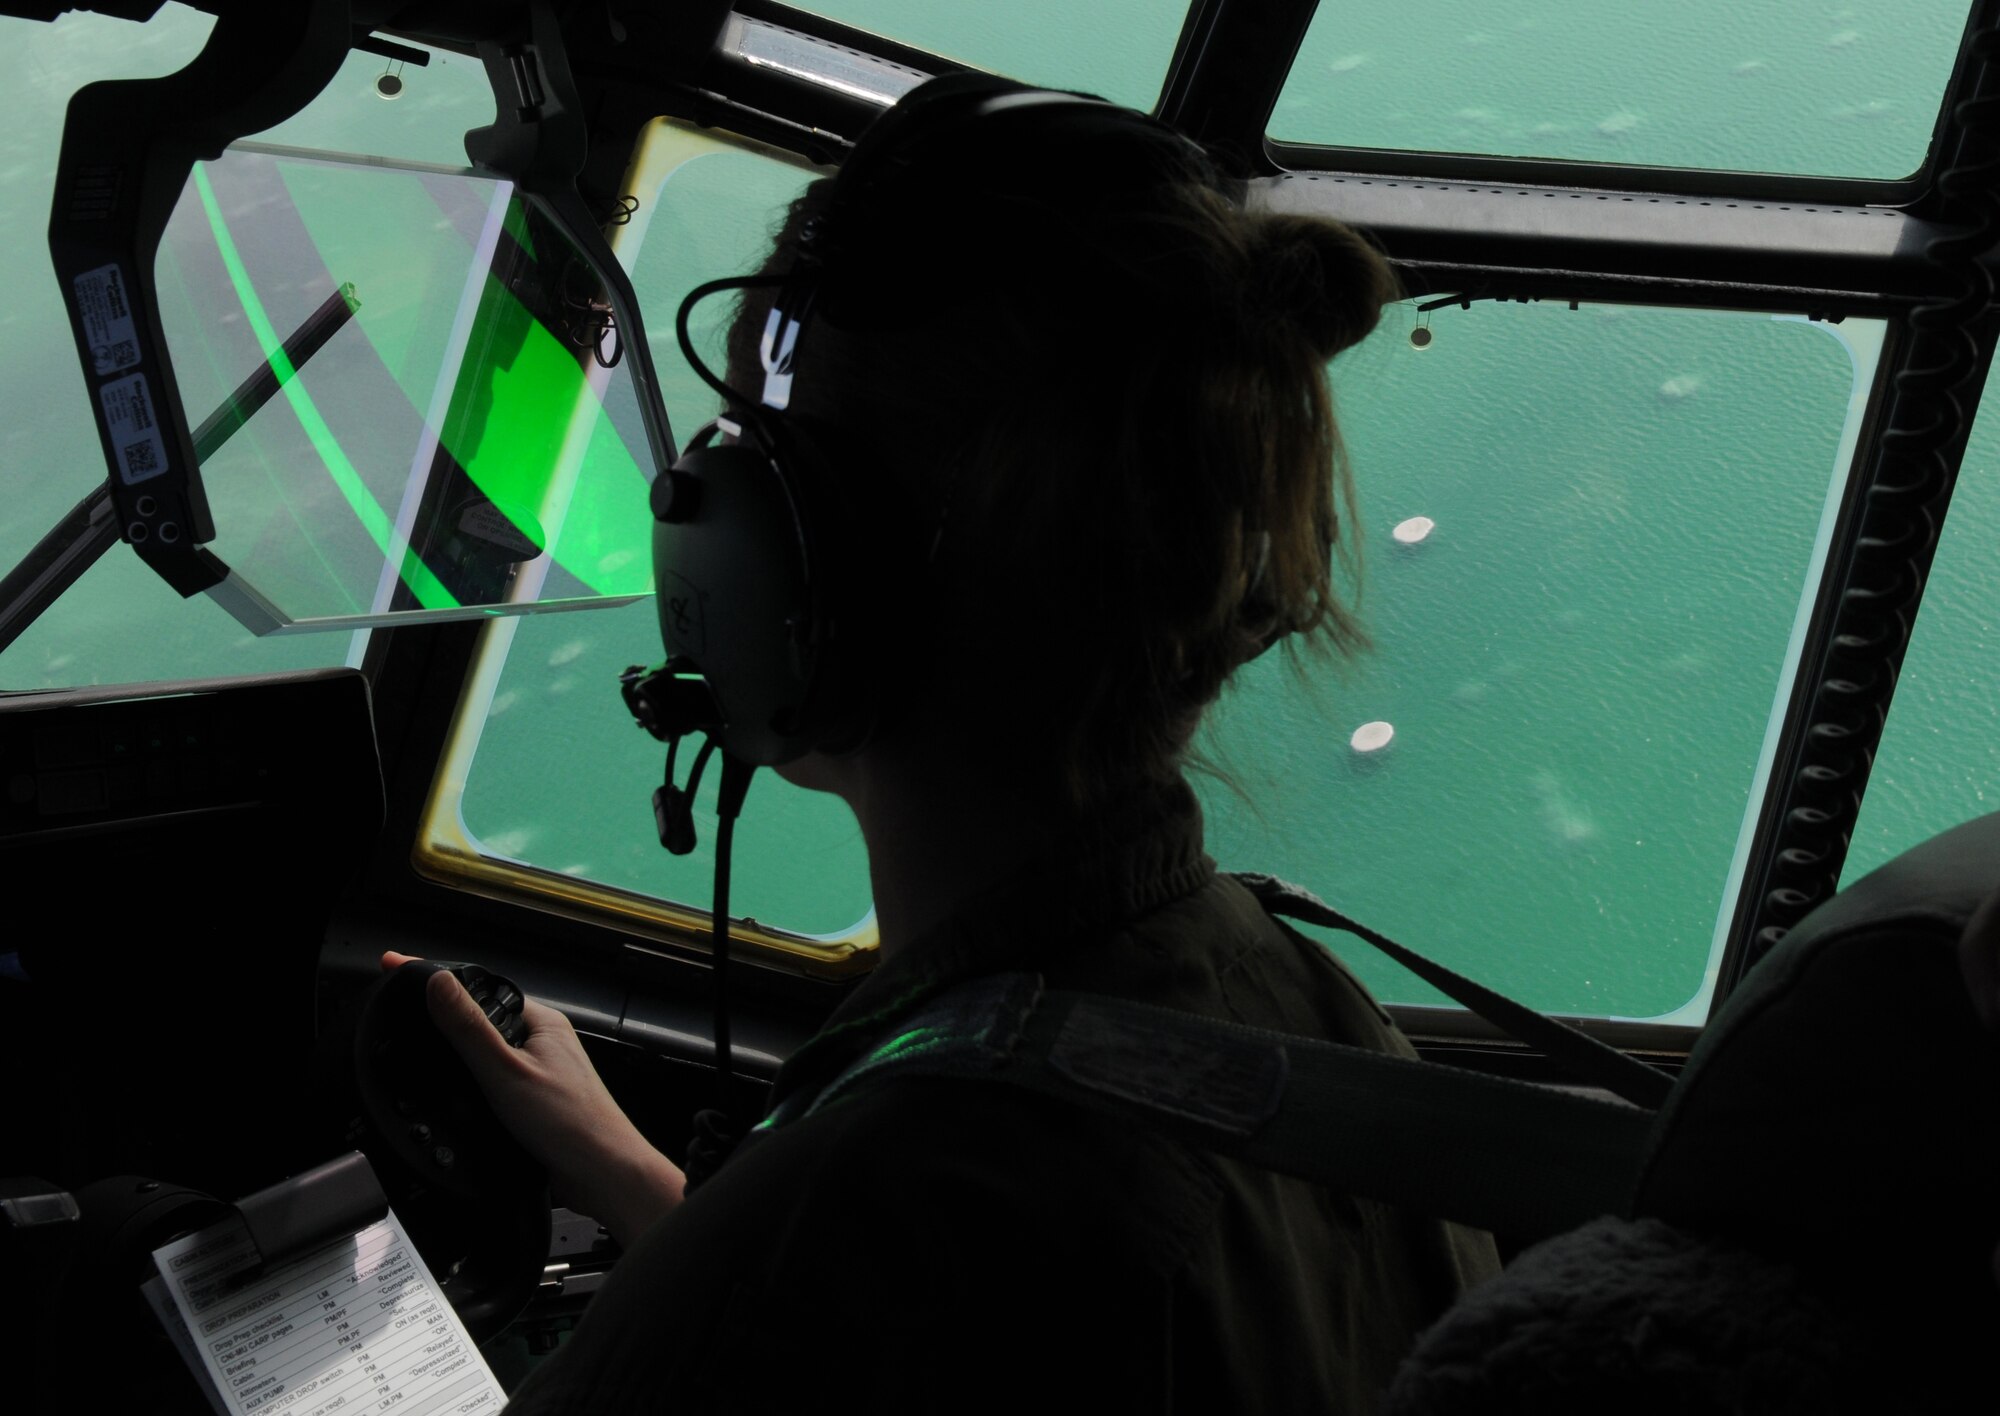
[1631,811,2000,1318]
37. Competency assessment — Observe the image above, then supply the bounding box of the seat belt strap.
[763,971,1652,1241]
[1232,873,1676,1110]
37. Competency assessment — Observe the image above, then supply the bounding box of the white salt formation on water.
[1392,516,1435,544]
[1350,721,1395,753]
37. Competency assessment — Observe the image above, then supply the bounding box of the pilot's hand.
[380,952,685,1247]
[1957,891,2000,1291]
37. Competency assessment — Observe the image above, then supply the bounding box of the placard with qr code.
[98,372,170,484]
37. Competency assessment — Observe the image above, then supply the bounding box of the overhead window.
[776,0,1188,112]
[1274,2,1970,181]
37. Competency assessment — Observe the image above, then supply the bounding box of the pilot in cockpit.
[388,72,1500,1413]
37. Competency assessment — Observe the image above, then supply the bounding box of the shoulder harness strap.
[751,876,1666,1241]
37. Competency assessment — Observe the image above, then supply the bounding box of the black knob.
[650,469,702,523]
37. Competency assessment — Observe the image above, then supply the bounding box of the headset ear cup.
[649,418,892,763]
[652,430,819,765]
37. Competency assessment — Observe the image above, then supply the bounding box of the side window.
[1198,304,1885,1025]
[0,6,494,688]
[421,128,877,961]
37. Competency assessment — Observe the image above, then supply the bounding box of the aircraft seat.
[1386,810,2000,1414]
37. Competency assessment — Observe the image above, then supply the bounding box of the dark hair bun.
[1244,214,1399,357]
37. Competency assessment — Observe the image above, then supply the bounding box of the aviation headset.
[648,72,1225,768]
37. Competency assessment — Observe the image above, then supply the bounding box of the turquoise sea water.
[4,6,1999,1025]
[801,0,1973,180]
[1278,2,1971,178]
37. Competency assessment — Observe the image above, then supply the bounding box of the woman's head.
[720,78,1397,809]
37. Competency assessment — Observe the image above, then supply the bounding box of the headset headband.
[757,74,1207,410]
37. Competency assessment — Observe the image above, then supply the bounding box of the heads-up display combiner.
[40,0,678,637]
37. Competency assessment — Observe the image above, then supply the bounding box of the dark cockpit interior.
[3,1,2000,1410]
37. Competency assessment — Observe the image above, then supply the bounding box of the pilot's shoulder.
[713,1070,1224,1273]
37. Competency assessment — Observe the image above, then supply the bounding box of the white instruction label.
[98,372,169,484]
[151,1208,507,1416]
[142,1272,230,1416]
[73,261,141,374]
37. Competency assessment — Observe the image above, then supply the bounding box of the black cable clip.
[621,663,728,855]
[619,661,720,741]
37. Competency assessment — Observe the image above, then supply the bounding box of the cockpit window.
[1199,301,1885,1026]
[252,35,495,170]
[778,0,1188,111]
[1274,2,1970,182]
[0,5,328,688]
[416,127,880,967]
[15,6,1992,1030]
